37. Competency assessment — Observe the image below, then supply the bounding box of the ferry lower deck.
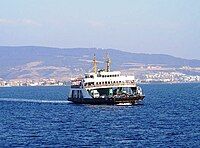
[68,94,144,105]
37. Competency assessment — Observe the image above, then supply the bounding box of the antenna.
[105,52,111,72]
[93,54,97,74]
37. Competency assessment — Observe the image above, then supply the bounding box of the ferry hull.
[68,95,144,105]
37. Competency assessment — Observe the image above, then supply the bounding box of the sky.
[0,0,200,59]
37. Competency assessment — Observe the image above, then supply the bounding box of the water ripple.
[0,84,200,147]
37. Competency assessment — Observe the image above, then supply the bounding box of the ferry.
[68,54,145,105]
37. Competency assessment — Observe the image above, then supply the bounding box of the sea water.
[0,84,199,147]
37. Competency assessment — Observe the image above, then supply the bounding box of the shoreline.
[0,82,200,87]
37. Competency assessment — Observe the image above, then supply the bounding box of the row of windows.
[85,75,94,78]
[100,74,120,78]
[84,80,134,86]
[85,74,120,78]
[96,81,122,85]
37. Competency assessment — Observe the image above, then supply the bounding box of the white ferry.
[68,55,145,105]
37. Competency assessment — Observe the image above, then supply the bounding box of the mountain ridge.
[0,46,200,80]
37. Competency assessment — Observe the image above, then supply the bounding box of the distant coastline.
[0,81,200,88]
[0,46,200,85]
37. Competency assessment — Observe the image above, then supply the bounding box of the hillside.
[0,46,200,80]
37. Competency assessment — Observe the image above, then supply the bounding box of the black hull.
[68,95,145,105]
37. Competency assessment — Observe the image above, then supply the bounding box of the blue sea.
[0,83,200,147]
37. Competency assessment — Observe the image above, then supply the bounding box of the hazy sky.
[0,0,200,59]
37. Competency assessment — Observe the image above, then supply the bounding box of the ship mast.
[93,54,97,74]
[105,52,111,72]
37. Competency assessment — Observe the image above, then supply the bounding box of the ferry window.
[99,82,101,85]
[72,90,79,98]
[105,81,107,84]
[77,90,80,98]
[90,75,94,78]
[108,81,110,84]
[102,75,104,78]
[79,90,83,98]
[102,82,104,84]
[72,90,74,98]
[72,90,83,98]
[114,81,115,83]
[89,82,93,86]
[119,81,121,83]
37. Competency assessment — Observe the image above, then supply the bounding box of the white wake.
[0,98,70,104]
